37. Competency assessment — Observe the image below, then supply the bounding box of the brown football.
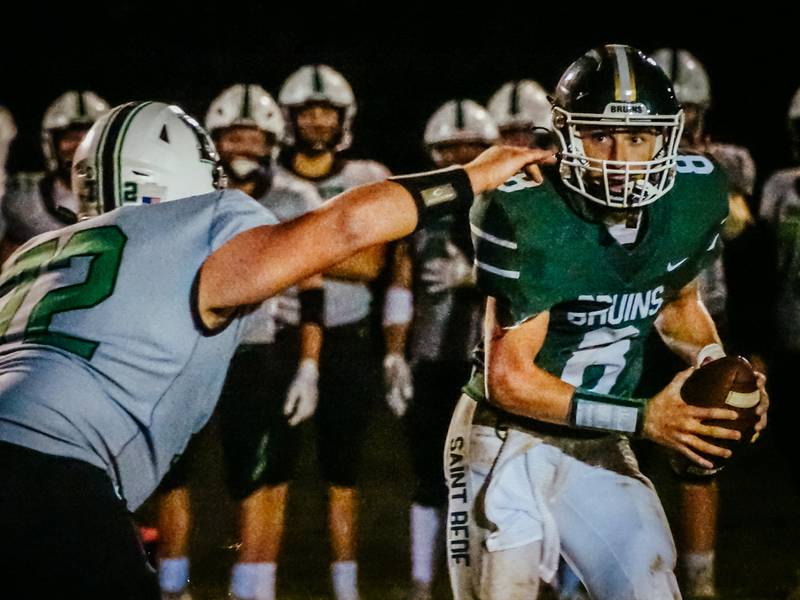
[671,355,760,478]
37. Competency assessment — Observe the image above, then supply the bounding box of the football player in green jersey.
[444,45,769,600]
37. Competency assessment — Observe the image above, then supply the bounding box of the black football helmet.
[552,45,684,209]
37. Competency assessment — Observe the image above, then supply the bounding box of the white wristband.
[297,358,319,380]
[383,286,413,326]
[696,343,726,367]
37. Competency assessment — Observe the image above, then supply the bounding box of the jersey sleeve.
[470,189,559,327]
[208,189,279,252]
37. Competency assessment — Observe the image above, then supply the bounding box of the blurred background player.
[154,84,324,600]
[487,79,556,150]
[650,47,760,599]
[758,84,800,504]
[0,106,16,202]
[383,99,498,600]
[277,64,391,600]
[759,83,800,600]
[0,90,109,262]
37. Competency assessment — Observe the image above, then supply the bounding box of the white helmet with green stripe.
[205,84,285,144]
[42,90,110,173]
[72,101,225,219]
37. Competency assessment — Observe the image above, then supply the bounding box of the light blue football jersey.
[0,188,278,509]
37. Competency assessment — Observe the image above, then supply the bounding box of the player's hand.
[642,367,741,470]
[273,292,300,325]
[384,352,413,417]
[421,241,475,294]
[283,358,320,427]
[464,145,557,195]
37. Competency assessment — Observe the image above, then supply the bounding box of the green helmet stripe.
[312,66,324,94]
[510,82,520,116]
[455,100,465,129]
[96,102,151,212]
[76,91,86,118]
[242,84,251,120]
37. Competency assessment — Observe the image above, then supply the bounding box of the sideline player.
[0,91,109,261]
[154,84,324,600]
[384,99,498,600]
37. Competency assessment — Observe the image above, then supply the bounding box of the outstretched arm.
[197,146,556,329]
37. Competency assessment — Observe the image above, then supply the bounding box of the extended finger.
[676,444,716,471]
[679,432,732,459]
[688,406,739,421]
[696,423,741,441]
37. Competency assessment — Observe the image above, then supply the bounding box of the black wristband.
[299,288,324,326]
[568,388,646,436]
[388,166,473,230]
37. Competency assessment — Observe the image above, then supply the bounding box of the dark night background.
[2,6,798,598]
[2,4,797,200]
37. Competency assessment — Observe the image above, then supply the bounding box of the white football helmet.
[651,49,711,108]
[42,90,110,173]
[72,101,224,219]
[424,99,499,163]
[790,86,800,161]
[488,80,553,132]
[206,84,285,151]
[278,65,356,151]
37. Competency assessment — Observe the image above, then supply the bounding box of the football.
[671,355,761,478]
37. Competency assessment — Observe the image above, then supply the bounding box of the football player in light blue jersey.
[0,98,554,598]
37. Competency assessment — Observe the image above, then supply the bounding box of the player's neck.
[602,209,643,246]
[292,151,335,180]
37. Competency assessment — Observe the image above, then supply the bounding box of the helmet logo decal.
[612,46,637,103]
[604,103,647,115]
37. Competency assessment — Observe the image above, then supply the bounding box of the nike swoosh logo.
[667,258,688,271]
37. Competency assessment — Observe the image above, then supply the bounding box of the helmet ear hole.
[160,125,170,144]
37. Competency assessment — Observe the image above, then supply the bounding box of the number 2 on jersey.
[0,226,126,359]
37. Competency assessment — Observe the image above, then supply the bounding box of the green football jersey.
[465,155,728,404]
